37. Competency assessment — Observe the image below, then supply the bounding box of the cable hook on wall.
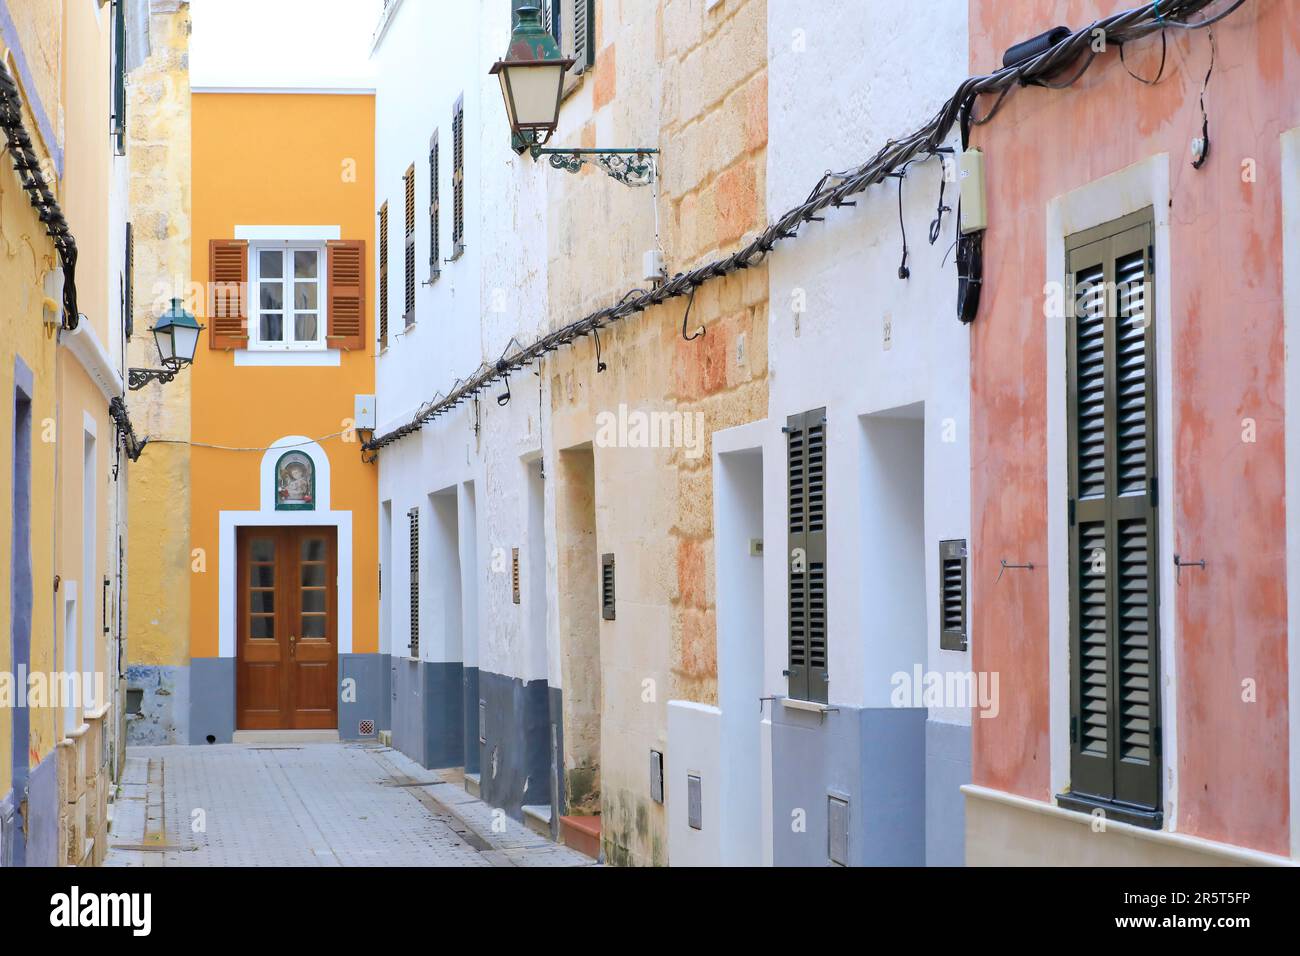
[680,285,704,341]
[996,558,1035,583]
[495,358,511,407]
[1191,27,1216,169]
[593,325,608,373]
[889,170,910,279]
[1173,553,1206,585]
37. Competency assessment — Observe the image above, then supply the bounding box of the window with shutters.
[527,1,595,80]
[408,507,420,657]
[111,0,127,155]
[123,222,134,340]
[1059,208,1162,828]
[939,539,967,652]
[429,131,441,281]
[379,202,389,349]
[403,165,416,325]
[248,244,327,350]
[451,96,465,259]
[786,408,828,703]
[206,236,365,354]
[601,552,615,621]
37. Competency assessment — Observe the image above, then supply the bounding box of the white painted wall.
[764,0,970,716]
[372,0,553,688]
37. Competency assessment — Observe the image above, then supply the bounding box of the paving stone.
[104,742,594,868]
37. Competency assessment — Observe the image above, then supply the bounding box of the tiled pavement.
[104,741,594,867]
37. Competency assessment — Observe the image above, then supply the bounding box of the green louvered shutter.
[787,408,828,703]
[1065,209,1160,821]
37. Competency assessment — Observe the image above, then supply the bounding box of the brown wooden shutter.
[404,165,416,324]
[326,239,366,351]
[208,239,248,349]
[379,203,389,349]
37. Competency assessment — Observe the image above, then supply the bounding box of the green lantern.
[489,5,573,147]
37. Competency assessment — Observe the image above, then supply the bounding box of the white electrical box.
[643,248,664,283]
[354,394,376,430]
[958,147,987,234]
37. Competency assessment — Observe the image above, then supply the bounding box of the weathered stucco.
[969,0,1294,855]
[545,0,769,867]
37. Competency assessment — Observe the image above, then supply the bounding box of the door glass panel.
[299,536,329,640]
[301,563,327,588]
[249,536,276,640]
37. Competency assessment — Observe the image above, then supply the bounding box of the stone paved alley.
[105,743,593,868]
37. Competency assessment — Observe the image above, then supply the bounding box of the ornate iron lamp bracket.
[127,366,179,390]
[531,146,659,187]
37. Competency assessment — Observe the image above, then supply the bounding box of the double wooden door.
[236,526,338,730]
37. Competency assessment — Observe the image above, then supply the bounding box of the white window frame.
[248,241,328,352]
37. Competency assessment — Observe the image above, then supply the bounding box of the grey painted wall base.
[771,703,926,866]
[125,664,190,745]
[477,670,551,823]
[189,657,235,745]
[462,666,480,776]
[340,653,387,740]
[0,791,13,866]
[925,719,971,866]
[391,658,464,769]
[24,751,58,867]
[548,686,565,838]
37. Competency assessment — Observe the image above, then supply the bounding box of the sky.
[189,0,383,90]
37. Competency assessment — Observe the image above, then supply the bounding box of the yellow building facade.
[1,0,142,866]
[153,90,379,743]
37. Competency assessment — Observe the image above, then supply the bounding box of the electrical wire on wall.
[364,0,1247,454]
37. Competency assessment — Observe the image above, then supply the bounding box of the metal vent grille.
[511,548,521,604]
[408,507,420,656]
[358,719,375,737]
[939,539,968,652]
[601,552,615,621]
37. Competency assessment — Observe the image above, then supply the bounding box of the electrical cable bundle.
[365,0,1246,452]
[0,60,79,329]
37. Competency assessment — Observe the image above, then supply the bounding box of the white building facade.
[666,0,973,866]
[371,0,559,828]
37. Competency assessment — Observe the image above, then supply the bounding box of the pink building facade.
[965,0,1298,864]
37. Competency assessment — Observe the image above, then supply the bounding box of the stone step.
[521,804,552,839]
[559,814,601,860]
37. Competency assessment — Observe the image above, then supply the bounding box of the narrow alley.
[105,741,591,867]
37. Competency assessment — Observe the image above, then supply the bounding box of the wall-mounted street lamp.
[491,5,658,187]
[128,297,204,390]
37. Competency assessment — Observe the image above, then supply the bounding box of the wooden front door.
[237,526,338,730]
